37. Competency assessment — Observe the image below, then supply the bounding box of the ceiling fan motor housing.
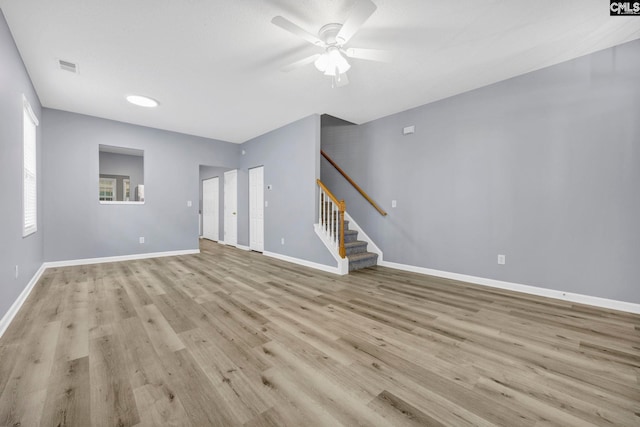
[318,23,344,46]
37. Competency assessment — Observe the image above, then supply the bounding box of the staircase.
[316,179,380,274]
[342,220,378,271]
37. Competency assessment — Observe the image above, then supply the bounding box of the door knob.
[233,212,236,215]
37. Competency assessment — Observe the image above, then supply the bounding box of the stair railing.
[317,179,346,258]
[321,150,387,216]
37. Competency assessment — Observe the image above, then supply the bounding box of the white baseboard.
[379,260,640,314]
[0,263,46,339]
[263,251,343,275]
[43,249,200,268]
[236,244,251,251]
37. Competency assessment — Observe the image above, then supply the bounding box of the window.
[23,95,38,237]
[99,178,116,201]
[98,145,144,203]
[123,178,130,201]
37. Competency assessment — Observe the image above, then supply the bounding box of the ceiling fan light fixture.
[314,53,329,72]
[320,48,351,76]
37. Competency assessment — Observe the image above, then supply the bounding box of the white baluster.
[319,190,322,226]
[328,200,333,238]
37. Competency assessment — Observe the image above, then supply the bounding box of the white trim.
[237,244,251,251]
[314,224,349,275]
[343,212,383,263]
[0,264,46,339]
[263,251,344,275]
[379,260,640,314]
[22,94,39,125]
[44,249,199,268]
[99,201,145,205]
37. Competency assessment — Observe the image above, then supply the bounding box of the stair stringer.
[343,212,383,264]
[313,224,349,275]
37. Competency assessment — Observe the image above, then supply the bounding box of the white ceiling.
[1,0,639,143]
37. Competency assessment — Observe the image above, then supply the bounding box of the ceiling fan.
[271,0,389,87]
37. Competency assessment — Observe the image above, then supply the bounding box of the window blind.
[23,95,38,237]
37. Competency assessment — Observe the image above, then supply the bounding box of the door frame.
[223,169,238,247]
[202,176,219,241]
[249,166,264,252]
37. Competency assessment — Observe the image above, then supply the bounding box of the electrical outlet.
[15,265,18,279]
[498,254,505,265]
[187,200,192,207]
[392,200,397,208]
[139,237,145,244]
[281,238,285,245]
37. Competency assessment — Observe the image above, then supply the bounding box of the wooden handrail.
[321,150,387,216]
[317,179,341,205]
[317,179,346,258]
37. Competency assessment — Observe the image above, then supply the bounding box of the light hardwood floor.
[0,239,638,426]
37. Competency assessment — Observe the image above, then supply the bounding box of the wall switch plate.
[392,200,397,208]
[498,254,505,265]
[15,265,18,279]
[281,238,285,245]
[265,200,268,207]
[187,200,192,207]
[139,237,145,244]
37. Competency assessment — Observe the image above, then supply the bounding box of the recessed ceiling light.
[126,95,159,108]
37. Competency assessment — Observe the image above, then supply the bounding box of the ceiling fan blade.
[271,16,325,47]
[344,47,391,62]
[336,0,377,44]
[281,54,321,72]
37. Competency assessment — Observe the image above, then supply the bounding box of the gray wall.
[238,115,335,266]
[199,165,231,238]
[0,10,44,320]
[322,39,640,304]
[43,109,239,261]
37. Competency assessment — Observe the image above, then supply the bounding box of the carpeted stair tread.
[344,240,368,255]
[343,229,359,243]
[347,251,378,271]
[320,208,377,271]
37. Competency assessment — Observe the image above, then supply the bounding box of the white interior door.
[224,169,238,246]
[202,177,219,241]
[249,166,264,252]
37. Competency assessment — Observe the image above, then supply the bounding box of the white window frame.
[23,95,38,237]
[123,178,130,201]
[99,178,117,201]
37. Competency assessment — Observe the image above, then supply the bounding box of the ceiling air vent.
[58,59,78,73]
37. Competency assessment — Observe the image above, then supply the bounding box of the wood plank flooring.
[1,239,639,426]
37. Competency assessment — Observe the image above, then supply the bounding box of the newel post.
[339,200,346,259]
